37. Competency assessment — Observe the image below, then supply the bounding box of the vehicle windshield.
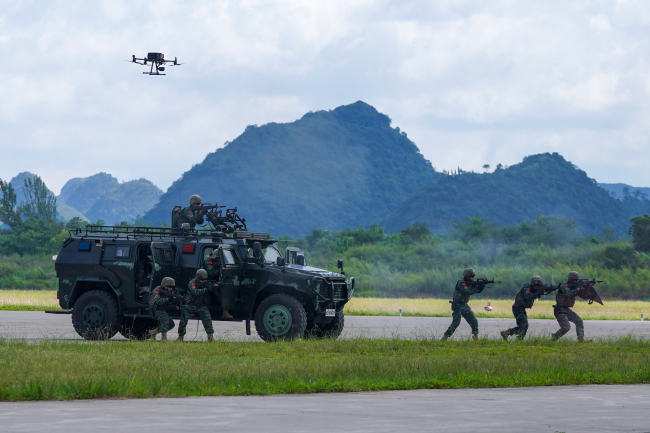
[248,245,283,263]
[220,247,239,265]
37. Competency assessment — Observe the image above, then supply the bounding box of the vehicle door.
[150,242,177,290]
[219,245,243,312]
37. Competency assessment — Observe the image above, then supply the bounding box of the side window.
[116,245,130,259]
[154,247,176,264]
[163,249,173,262]
[220,248,239,265]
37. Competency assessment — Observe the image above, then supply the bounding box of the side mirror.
[337,259,343,269]
[277,256,286,266]
[252,241,262,259]
[296,254,306,266]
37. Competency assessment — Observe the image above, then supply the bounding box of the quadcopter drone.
[129,53,183,75]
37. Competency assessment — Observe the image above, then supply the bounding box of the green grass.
[0,337,648,401]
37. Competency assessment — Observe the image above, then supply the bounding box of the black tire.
[304,310,345,339]
[254,294,307,342]
[71,290,122,340]
[120,317,157,340]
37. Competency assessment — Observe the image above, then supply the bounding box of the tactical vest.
[514,285,536,309]
[452,280,471,304]
[148,287,168,311]
[186,279,211,306]
[555,284,576,308]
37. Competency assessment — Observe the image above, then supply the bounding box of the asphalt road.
[1,385,649,433]
[1,310,649,341]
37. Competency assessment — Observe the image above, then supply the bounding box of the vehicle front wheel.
[71,290,122,340]
[254,294,307,342]
[120,317,157,340]
[305,310,345,339]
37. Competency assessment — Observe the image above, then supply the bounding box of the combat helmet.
[463,268,476,279]
[189,194,202,205]
[567,271,580,281]
[530,275,543,286]
[196,269,209,280]
[161,277,175,288]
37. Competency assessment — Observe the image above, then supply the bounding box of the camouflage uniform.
[176,206,205,228]
[503,282,542,339]
[177,278,214,337]
[202,254,235,310]
[443,269,482,339]
[149,286,176,333]
[553,279,584,340]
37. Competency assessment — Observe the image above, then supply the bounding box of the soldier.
[500,276,544,340]
[176,194,205,228]
[203,250,233,319]
[177,269,216,342]
[441,268,482,341]
[553,271,587,342]
[148,277,177,341]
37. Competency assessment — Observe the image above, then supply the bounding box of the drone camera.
[159,67,165,72]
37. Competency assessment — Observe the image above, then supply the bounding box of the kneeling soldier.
[553,271,586,342]
[148,277,177,341]
[500,275,544,340]
[177,269,216,342]
[441,268,482,341]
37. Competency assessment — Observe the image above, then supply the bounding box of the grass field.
[0,337,648,401]
[1,290,650,320]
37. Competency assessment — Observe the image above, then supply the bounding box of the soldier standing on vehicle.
[441,268,482,341]
[177,269,216,342]
[176,194,205,228]
[553,271,587,342]
[203,250,233,319]
[500,276,545,340]
[148,277,177,341]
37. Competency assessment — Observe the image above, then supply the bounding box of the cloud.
[0,0,650,194]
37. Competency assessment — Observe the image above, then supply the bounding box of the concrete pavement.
[1,385,649,433]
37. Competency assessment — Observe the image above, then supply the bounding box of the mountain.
[143,101,440,236]
[84,179,162,223]
[59,173,119,214]
[599,183,650,200]
[0,172,87,223]
[384,153,649,235]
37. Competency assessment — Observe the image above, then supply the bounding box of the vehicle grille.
[318,282,347,300]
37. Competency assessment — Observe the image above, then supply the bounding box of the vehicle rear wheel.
[120,317,157,340]
[254,294,307,342]
[71,290,122,340]
[304,310,345,339]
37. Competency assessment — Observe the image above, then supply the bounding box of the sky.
[1,0,649,194]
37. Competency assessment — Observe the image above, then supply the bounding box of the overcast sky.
[1,1,649,194]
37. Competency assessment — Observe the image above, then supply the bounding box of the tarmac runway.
[1,384,649,433]
[0,310,649,341]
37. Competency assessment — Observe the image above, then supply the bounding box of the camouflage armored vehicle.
[50,220,354,342]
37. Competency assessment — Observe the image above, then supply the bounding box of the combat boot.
[176,335,184,342]
[472,333,479,341]
[160,333,168,342]
[500,330,509,341]
[207,333,215,342]
[577,336,592,343]
[148,328,160,340]
[440,335,449,341]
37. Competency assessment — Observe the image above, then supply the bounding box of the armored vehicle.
[50,225,354,342]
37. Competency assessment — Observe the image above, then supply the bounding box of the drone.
[128,53,183,75]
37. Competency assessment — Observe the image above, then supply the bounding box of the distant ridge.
[384,153,650,235]
[143,101,440,236]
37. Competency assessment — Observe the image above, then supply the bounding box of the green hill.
[143,101,440,236]
[384,153,649,236]
[85,179,162,224]
[58,173,119,214]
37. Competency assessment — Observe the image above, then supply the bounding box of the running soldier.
[148,277,177,341]
[441,268,483,341]
[500,276,545,340]
[553,271,587,342]
[176,194,205,228]
[177,269,216,342]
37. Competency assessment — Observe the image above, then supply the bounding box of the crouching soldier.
[500,275,545,340]
[553,271,587,342]
[176,194,205,228]
[148,277,177,341]
[177,269,216,342]
[203,250,233,319]
[441,268,482,341]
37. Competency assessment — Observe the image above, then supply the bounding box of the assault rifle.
[529,284,560,296]
[157,287,186,315]
[465,278,501,293]
[567,279,604,305]
[192,281,219,290]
